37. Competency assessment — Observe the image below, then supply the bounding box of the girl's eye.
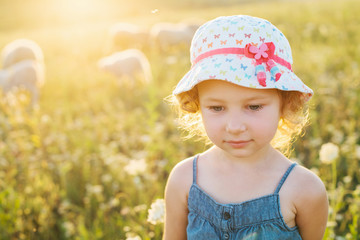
[209,106,224,112]
[248,105,263,111]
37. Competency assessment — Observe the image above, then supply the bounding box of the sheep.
[1,39,44,69]
[150,22,199,49]
[109,23,149,49]
[98,49,152,85]
[0,59,45,106]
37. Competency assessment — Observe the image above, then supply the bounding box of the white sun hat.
[173,15,313,101]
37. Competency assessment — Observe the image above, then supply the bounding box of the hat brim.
[173,54,313,101]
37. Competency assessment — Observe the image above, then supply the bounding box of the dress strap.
[192,155,199,184]
[274,163,297,194]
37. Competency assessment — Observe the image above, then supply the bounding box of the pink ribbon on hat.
[193,42,292,87]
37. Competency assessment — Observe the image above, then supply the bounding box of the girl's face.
[197,80,281,159]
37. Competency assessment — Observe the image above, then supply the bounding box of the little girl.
[163,15,328,240]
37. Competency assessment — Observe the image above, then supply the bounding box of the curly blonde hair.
[167,84,310,156]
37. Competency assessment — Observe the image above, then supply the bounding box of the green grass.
[0,0,359,239]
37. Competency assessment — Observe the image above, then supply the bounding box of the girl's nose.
[225,114,247,134]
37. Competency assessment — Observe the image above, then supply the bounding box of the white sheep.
[0,59,45,106]
[1,39,44,69]
[109,23,149,48]
[150,22,199,49]
[98,49,152,84]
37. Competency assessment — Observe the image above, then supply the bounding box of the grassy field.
[0,0,359,239]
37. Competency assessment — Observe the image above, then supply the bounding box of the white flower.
[86,184,103,195]
[124,159,147,176]
[147,199,165,225]
[41,114,51,124]
[125,233,142,240]
[343,176,352,184]
[126,236,141,240]
[319,142,339,164]
[109,198,120,207]
[356,145,360,159]
[134,204,147,212]
[101,174,112,183]
[63,221,75,237]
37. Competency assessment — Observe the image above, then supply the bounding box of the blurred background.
[0,0,359,239]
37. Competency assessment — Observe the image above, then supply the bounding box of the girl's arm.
[294,168,329,240]
[163,159,192,240]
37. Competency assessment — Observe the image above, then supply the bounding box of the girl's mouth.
[226,140,252,148]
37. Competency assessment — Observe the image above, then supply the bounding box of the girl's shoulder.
[284,163,328,209]
[169,156,195,180]
[165,156,196,199]
[290,164,326,196]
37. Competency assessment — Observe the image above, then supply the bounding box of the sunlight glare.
[51,0,107,23]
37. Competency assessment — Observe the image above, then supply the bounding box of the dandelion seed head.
[319,142,339,164]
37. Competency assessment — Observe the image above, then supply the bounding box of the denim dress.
[187,156,302,240]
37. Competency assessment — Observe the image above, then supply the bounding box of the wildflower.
[134,204,147,212]
[140,135,151,143]
[124,159,147,176]
[147,199,165,225]
[123,226,131,232]
[86,184,103,195]
[101,174,112,183]
[58,200,71,215]
[126,232,142,240]
[24,186,33,194]
[109,198,120,208]
[356,145,360,159]
[121,206,131,215]
[343,176,352,184]
[41,114,51,124]
[63,221,75,237]
[319,142,339,164]
[126,235,141,240]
